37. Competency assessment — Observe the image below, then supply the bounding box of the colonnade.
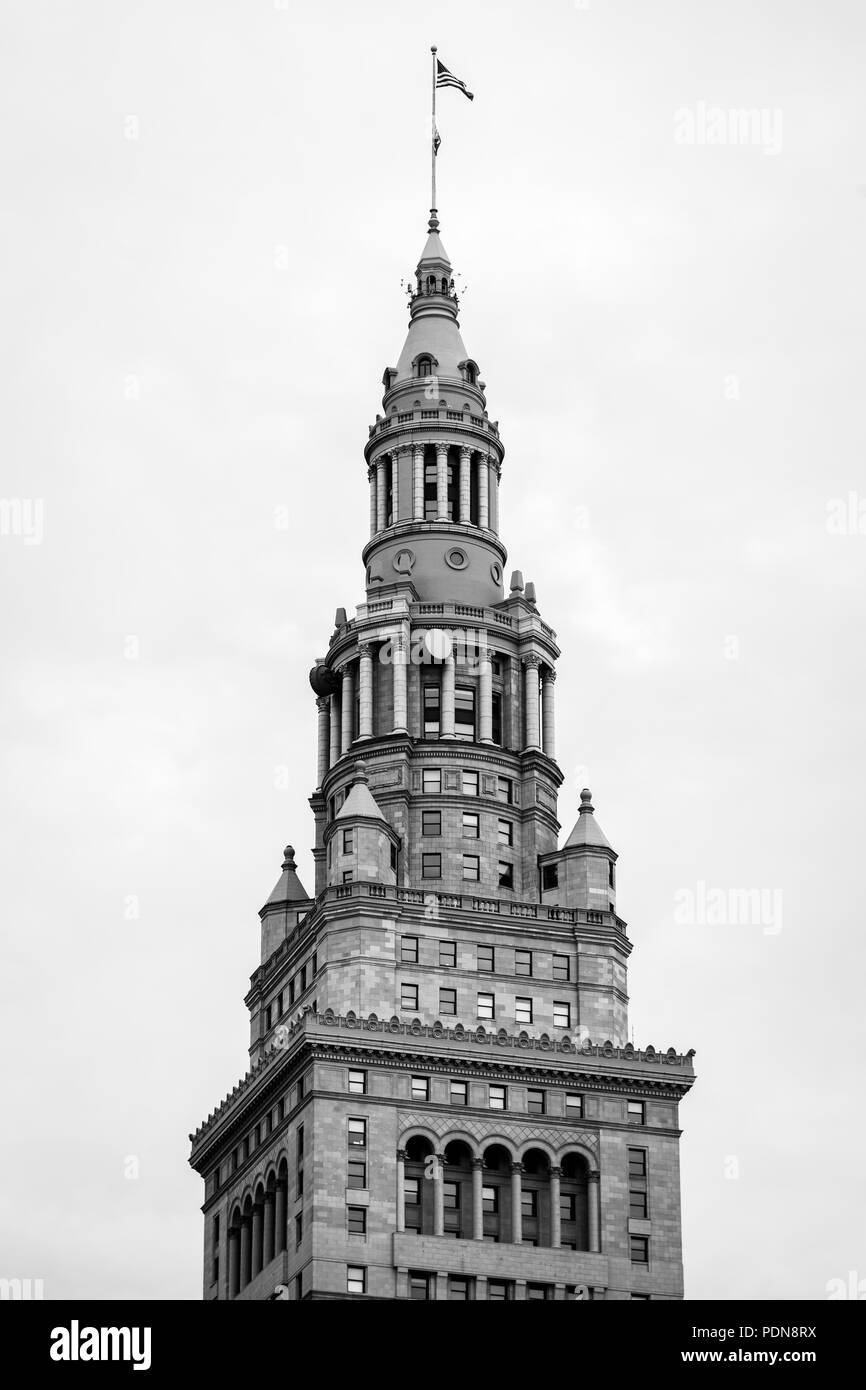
[367,444,500,538]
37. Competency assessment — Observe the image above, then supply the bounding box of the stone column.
[510,1162,523,1245]
[396,1148,406,1233]
[479,644,494,744]
[315,697,329,785]
[368,464,377,538]
[472,1158,485,1240]
[433,1154,446,1236]
[436,443,449,521]
[459,446,471,522]
[390,449,400,519]
[413,446,425,521]
[329,692,340,768]
[251,1202,263,1277]
[490,462,500,534]
[550,1166,562,1249]
[376,455,387,531]
[392,624,409,733]
[524,655,541,750]
[477,453,489,529]
[240,1214,252,1289]
[358,644,374,740]
[275,1180,287,1254]
[541,667,556,759]
[228,1228,240,1298]
[441,648,456,738]
[262,1190,275,1267]
[340,664,355,754]
[588,1171,600,1252]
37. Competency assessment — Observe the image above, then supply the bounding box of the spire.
[263,844,310,908]
[564,788,613,850]
[334,761,388,824]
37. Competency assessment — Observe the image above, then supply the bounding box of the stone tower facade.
[188,212,696,1302]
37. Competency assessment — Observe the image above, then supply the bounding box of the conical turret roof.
[263,844,310,908]
[335,762,389,823]
[564,789,613,851]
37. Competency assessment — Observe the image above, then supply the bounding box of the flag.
[436,58,474,101]
[433,125,441,154]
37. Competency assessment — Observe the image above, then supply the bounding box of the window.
[491,691,502,745]
[265,1004,272,1031]
[289,978,295,1005]
[628,1100,646,1125]
[631,1293,651,1300]
[422,853,441,879]
[401,984,419,1011]
[553,953,570,981]
[560,1194,576,1222]
[390,844,397,872]
[521,1190,538,1218]
[342,870,353,883]
[449,1276,474,1300]
[277,991,284,1018]
[422,768,441,793]
[404,1177,420,1206]
[489,1084,507,1110]
[455,688,476,741]
[487,1280,513,1301]
[424,459,438,521]
[462,855,480,881]
[553,1001,571,1029]
[418,355,433,378]
[411,1076,430,1102]
[348,1118,367,1147]
[439,940,456,967]
[482,1184,498,1213]
[527,1088,545,1115]
[609,860,616,888]
[450,1080,468,1106]
[423,684,440,738]
[630,1236,649,1265]
[477,945,494,972]
[497,776,513,804]
[515,997,533,1025]
[462,811,479,839]
[566,1093,584,1118]
[477,992,495,1020]
[439,987,457,1015]
[295,1213,303,1247]
[443,1180,460,1210]
[347,1265,366,1294]
[347,1159,367,1189]
[295,1273,303,1300]
[342,828,354,853]
[498,818,513,847]
[542,863,559,892]
[422,809,441,836]
[498,860,513,888]
[526,1283,553,1300]
[401,935,419,963]
[629,1148,648,1219]
[462,769,479,796]
[348,1069,367,1094]
[348,1207,367,1236]
[515,949,532,977]
[409,1272,431,1300]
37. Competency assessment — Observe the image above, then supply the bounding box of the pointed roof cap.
[335,762,388,823]
[417,218,452,271]
[264,844,310,908]
[564,788,613,851]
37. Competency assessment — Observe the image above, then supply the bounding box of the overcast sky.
[1,0,864,1300]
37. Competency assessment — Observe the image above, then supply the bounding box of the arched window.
[441,277,448,293]
[418,356,433,379]
[426,275,436,293]
[465,363,477,384]
[481,1144,512,1243]
[560,1153,590,1251]
[404,1136,435,1233]
[443,1141,474,1238]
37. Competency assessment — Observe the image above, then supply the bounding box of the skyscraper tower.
[189,204,696,1302]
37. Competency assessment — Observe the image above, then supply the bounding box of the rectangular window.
[628,1100,646,1125]
[515,997,533,1025]
[450,1080,468,1106]
[629,1147,648,1218]
[527,1088,545,1115]
[439,987,457,1016]
[449,1276,474,1300]
[566,1093,584,1118]
[560,1193,577,1222]
[526,1283,552,1300]
[482,1184,499,1213]
[289,978,296,1005]
[347,1264,366,1294]
[342,828,354,853]
[348,1117,367,1147]
[521,1190,538,1218]
[497,818,513,846]
[462,810,480,839]
[477,944,494,972]
[348,1069,367,1094]
[497,776,513,804]
[477,992,495,1020]
[487,1280,513,1301]
[390,844,398,872]
[422,852,441,879]
[542,863,559,892]
[347,1206,367,1236]
[423,684,440,738]
[553,1001,571,1029]
[443,1180,460,1210]
[489,1084,507,1110]
[462,769,479,796]
[401,935,419,963]
[455,687,476,742]
[342,870,353,883]
[491,691,502,745]
[409,1272,431,1301]
[462,854,480,881]
[422,768,441,793]
[498,860,514,888]
[411,1076,430,1102]
[439,940,456,967]
[422,809,441,836]
[295,1213,303,1247]
[265,1004,272,1031]
[401,984,419,1011]
[424,459,438,521]
[404,1177,420,1206]
[515,949,532,977]
[347,1159,367,1189]
[609,860,616,888]
[630,1236,649,1265]
[553,953,570,981]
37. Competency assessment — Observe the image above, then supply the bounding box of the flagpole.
[430,45,437,224]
